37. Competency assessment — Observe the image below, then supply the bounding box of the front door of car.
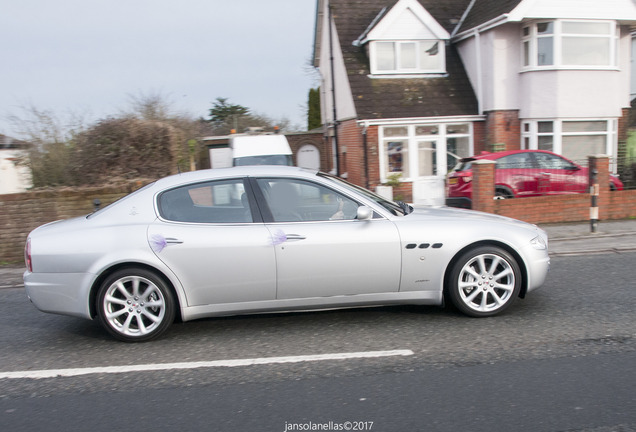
[148,177,276,306]
[252,177,402,300]
[532,152,586,194]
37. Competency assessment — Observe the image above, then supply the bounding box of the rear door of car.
[149,177,277,306]
[251,177,402,300]
[495,153,539,196]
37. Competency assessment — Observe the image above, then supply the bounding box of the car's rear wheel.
[448,246,521,317]
[97,268,175,342]
[495,188,514,199]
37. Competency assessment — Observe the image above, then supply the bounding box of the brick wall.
[472,155,636,224]
[485,110,521,152]
[473,121,487,154]
[0,182,148,263]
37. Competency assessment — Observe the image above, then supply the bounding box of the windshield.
[318,173,407,216]
[234,155,293,166]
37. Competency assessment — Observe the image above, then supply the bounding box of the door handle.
[540,172,551,176]
[165,238,184,244]
[285,234,306,241]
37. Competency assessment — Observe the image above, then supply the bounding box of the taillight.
[463,176,472,183]
[25,238,32,272]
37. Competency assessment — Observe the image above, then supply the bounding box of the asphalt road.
[1,253,635,431]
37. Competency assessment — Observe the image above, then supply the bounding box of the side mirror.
[357,206,373,221]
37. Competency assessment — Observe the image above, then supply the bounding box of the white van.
[231,134,293,167]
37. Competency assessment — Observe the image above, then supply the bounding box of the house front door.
[412,139,446,205]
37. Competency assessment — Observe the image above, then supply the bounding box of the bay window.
[521,20,618,69]
[521,119,616,161]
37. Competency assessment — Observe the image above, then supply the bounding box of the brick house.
[313,0,636,204]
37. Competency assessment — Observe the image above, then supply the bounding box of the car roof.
[153,165,319,188]
[467,149,558,161]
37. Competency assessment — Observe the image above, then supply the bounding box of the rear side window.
[496,153,534,169]
[158,179,252,223]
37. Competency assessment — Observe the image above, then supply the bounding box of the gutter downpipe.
[362,121,369,188]
[475,29,483,115]
[328,2,340,176]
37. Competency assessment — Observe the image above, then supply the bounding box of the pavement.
[1,219,635,289]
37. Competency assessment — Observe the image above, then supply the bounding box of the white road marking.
[0,350,414,380]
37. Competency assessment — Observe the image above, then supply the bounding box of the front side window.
[521,20,617,69]
[533,153,576,170]
[158,179,251,223]
[256,178,360,223]
[371,40,444,74]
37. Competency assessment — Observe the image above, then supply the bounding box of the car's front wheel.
[448,246,521,317]
[97,268,175,342]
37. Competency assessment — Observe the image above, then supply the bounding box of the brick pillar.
[588,155,609,220]
[472,159,496,213]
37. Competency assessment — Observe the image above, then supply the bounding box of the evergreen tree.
[207,97,250,127]
[307,87,322,130]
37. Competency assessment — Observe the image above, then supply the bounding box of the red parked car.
[446,150,623,209]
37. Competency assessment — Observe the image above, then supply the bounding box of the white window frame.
[379,123,473,183]
[521,119,616,160]
[370,40,446,75]
[521,20,619,71]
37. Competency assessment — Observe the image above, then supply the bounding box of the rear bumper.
[24,271,94,319]
[445,197,472,209]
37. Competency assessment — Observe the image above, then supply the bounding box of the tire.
[447,246,521,317]
[97,268,175,342]
[495,188,513,199]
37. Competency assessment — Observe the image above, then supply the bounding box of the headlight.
[530,236,547,250]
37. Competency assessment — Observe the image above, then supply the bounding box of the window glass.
[538,121,553,133]
[446,124,469,134]
[562,37,610,65]
[562,135,606,160]
[320,173,406,216]
[562,121,607,133]
[418,141,437,176]
[537,37,554,65]
[523,41,530,66]
[538,136,553,151]
[523,26,530,37]
[400,43,416,69]
[534,153,575,169]
[496,153,534,169]
[159,179,250,223]
[420,41,440,70]
[257,178,359,222]
[415,125,439,135]
[376,42,395,71]
[384,126,408,137]
[446,136,470,173]
[562,22,610,35]
[537,22,553,35]
[384,140,409,177]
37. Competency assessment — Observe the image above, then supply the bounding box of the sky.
[0,0,319,136]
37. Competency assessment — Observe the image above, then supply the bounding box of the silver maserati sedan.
[24,166,550,342]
